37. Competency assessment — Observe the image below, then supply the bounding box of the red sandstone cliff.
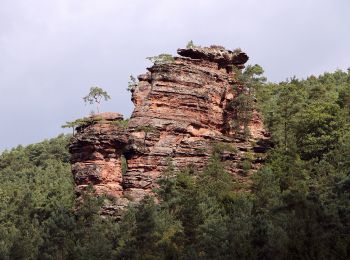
[69,45,269,214]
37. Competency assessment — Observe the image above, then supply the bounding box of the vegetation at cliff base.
[0,135,74,259]
[1,69,350,259]
[231,64,266,138]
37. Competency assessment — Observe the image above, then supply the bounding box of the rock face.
[69,45,268,213]
[69,112,127,198]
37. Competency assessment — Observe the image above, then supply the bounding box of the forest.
[1,69,350,259]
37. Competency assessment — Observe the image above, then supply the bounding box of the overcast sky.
[0,0,349,151]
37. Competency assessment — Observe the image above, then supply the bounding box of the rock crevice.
[69,45,268,212]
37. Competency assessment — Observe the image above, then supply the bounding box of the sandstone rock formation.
[69,45,269,214]
[69,112,127,197]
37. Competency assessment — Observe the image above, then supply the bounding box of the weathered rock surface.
[177,46,248,69]
[70,112,127,198]
[69,45,269,214]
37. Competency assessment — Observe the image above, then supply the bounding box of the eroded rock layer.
[69,46,268,212]
[70,112,127,197]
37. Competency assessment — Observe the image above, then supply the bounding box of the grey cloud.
[0,0,349,151]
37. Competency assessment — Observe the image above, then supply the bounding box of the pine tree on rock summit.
[83,86,111,114]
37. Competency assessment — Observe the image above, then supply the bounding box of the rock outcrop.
[69,45,269,214]
[69,112,127,197]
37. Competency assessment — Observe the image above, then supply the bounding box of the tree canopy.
[1,69,350,259]
[83,86,111,114]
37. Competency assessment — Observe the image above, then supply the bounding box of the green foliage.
[146,53,175,65]
[212,141,237,155]
[241,159,251,174]
[210,44,225,49]
[235,64,267,89]
[230,91,254,138]
[127,75,137,92]
[232,47,242,55]
[135,125,158,146]
[63,117,128,134]
[294,102,341,160]
[121,155,127,175]
[62,117,95,128]
[257,70,349,159]
[186,40,196,48]
[2,69,350,259]
[0,136,122,260]
[83,86,111,113]
[135,125,157,133]
[249,69,350,258]
[62,116,104,134]
[110,119,129,129]
[231,64,266,138]
[0,135,74,259]
[115,197,184,259]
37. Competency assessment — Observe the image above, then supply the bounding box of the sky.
[0,0,349,151]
